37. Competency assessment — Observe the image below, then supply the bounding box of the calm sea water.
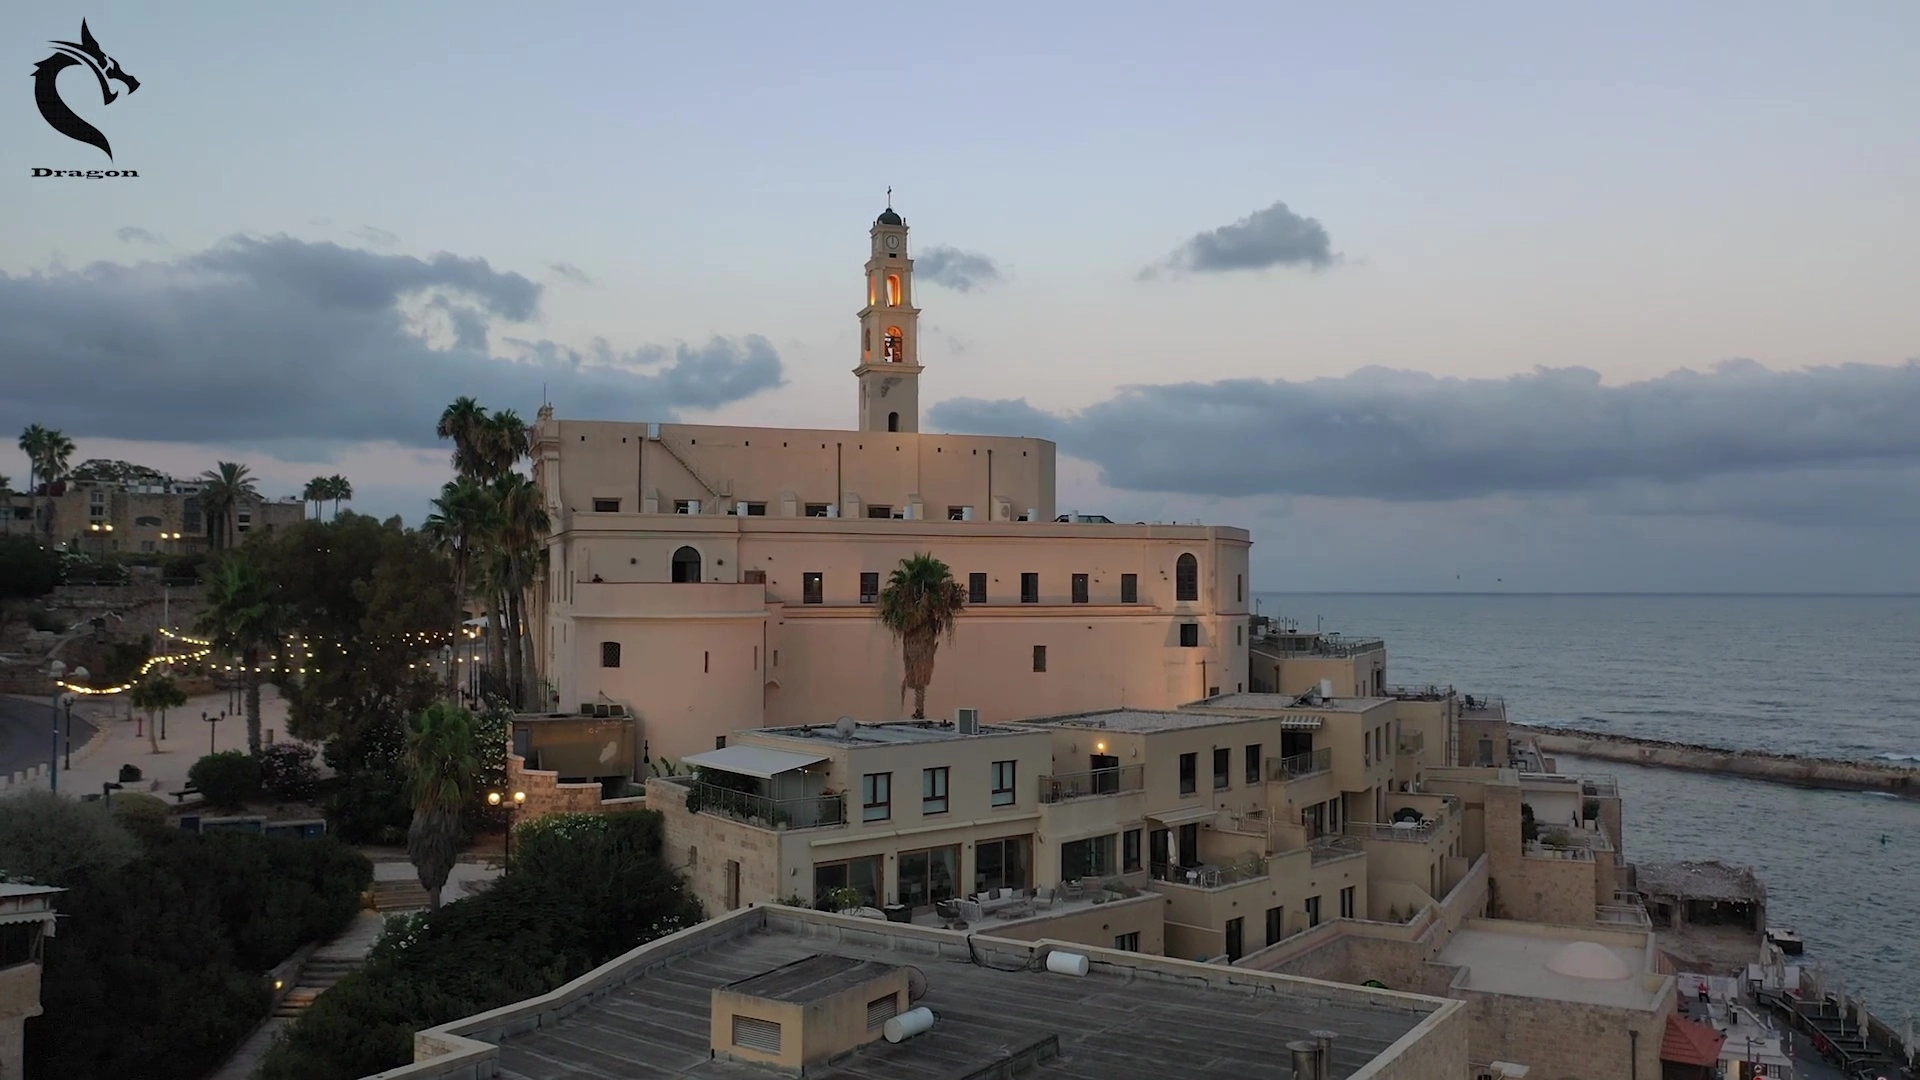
[1257,593,1920,1019]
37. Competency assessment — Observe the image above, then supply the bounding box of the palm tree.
[301,477,327,521]
[326,474,353,517]
[437,397,492,478]
[876,553,967,719]
[492,472,549,707]
[18,425,75,543]
[198,462,260,550]
[424,477,497,655]
[130,673,187,754]
[404,699,479,909]
[195,556,279,753]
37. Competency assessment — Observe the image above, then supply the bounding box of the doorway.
[1090,753,1120,794]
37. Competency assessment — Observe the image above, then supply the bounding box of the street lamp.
[487,790,528,874]
[204,710,225,755]
[47,660,65,793]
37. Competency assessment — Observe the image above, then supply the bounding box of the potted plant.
[820,886,865,913]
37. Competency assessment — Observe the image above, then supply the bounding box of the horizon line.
[1249,590,1920,598]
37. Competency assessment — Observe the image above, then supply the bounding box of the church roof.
[875,207,903,226]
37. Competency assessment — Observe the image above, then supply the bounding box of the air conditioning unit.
[578,703,595,716]
[955,708,981,735]
[606,704,626,718]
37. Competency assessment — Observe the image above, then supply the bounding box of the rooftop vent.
[955,708,980,735]
[710,954,909,1072]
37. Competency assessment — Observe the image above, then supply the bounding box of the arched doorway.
[671,545,702,583]
[887,412,899,432]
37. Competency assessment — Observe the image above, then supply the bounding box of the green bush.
[109,792,173,837]
[259,742,322,801]
[325,766,410,845]
[189,751,262,809]
[0,536,60,601]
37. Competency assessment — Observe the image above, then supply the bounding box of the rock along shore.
[1518,723,1920,799]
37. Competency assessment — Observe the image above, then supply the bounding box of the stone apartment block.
[3,475,304,553]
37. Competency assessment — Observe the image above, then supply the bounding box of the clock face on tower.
[884,234,900,251]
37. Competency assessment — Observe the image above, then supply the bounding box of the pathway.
[207,911,386,1080]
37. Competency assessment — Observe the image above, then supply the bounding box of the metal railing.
[1267,747,1333,782]
[1038,764,1145,804]
[1385,684,1454,702]
[1459,694,1506,715]
[1346,819,1438,843]
[1524,842,1594,862]
[1596,903,1652,929]
[1257,636,1385,659]
[1397,732,1425,755]
[683,781,845,829]
[1307,835,1366,865]
[1153,859,1267,889]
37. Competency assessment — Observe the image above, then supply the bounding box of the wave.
[1873,753,1920,763]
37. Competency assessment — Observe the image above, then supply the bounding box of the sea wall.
[1520,724,1920,798]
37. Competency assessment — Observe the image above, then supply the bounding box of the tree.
[423,477,497,663]
[436,397,492,478]
[876,553,967,719]
[302,476,327,521]
[130,673,188,754]
[0,790,138,885]
[0,536,60,602]
[490,472,548,707]
[326,474,353,517]
[198,461,260,550]
[404,700,479,909]
[18,424,75,543]
[196,556,280,754]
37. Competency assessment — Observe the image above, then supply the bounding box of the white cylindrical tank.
[1319,678,1334,698]
[883,1006,935,1043]
[960,506,974,521]
[826,504,840,518]
[1025,508,1038,522]
[1045,951,1090,977]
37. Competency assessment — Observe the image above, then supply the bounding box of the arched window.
[671,545,702,583]
[869,275,878,307]
[884,327,903,363]
[887,412,899,432]
[886,274,902,306]
[1175,553,1199,602]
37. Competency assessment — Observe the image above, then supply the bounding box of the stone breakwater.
[1519,723,1920,798]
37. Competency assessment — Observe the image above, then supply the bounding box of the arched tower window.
[671,545,702,583]
[884,326,904,363]
[886,275,902,306]
[864,328,872,360]
[1175,553,1199,602]
[869,275,878,308]
[887,412,899,432]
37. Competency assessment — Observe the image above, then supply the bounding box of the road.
[0,694,96,778]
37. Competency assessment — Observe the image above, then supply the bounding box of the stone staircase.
[371,879,431,911]
[272,954,363,1018]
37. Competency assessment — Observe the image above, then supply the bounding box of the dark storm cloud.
[930,359,1920,507]
[115,227,164,246]
[1141,201,1337,279]
[914,246,1004,292]
[548,261,595,286]
[0,235,785,449]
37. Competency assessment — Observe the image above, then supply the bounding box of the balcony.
[1307,835,1366,866]
[1038,764,1145,804]
[1266,747,1333,782]
[681,780,845,830]
[1459,693,1506,719]
[1258,634,1385,659]
[1347,820,1440,843]
[1397,732,1425,756]
[1151,856,1267,890]
[1596,903,1652,929]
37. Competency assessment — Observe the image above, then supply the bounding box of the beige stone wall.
[1358,1002,1471,1080]
[0,962,44,1020]
[1457,718,1510,767]
[1504,852,1599,926]
[507,754,612,821]
[989,894,1165,956]
[29,484,302,552]
[1459,989,1670,1080]
[649,779,785,915]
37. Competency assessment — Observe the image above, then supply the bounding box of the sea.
[1256,592,1920,1021]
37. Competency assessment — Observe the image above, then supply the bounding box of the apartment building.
[2,470,304,552]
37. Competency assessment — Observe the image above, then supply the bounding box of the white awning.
[1279,715,1324,730]
[1149,805,1220,827]
[682,745,829,780]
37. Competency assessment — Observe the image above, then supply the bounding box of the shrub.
[259,742,322,801]
[325,766,410,845]
[189,751,262,810]
[0,791,139,885]
[1582,797,1601,821]
[109,792,173,837]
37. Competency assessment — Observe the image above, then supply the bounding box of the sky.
[3,1,1918,592]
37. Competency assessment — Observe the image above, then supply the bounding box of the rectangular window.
[1236,625,1243,646]
[1306,895,1322,928]
[860,572,880,604]
[744,569,766,584]
[1032,645,1047,673]
[990,761,1016,806]
[1179,753,1197,795]
[1212,747,1230,790]
[592,498,620,513]
[1179,623,1199,648]
[743,502,767,516]
[1266,906,1284,946]
[803,572,823,605]
[1122,828,1142,872]
[861,773,892,822]
[804,503,830,517]
[236,511,252,533]
[922,767,949,814]
[1071,573,1089,604]
[732,1015,782,1054]
[600,642,621,668]
[1020,572,1039,604]
[716,736,727,749]
[947,505,971,521]
[1120,574,1138,604]
[1225,916,1245,962]
[968,572,987,604]
[1245,744,1262,785]
[674,499,697,514]
[1059,834,1116,879]
[1340,886,1356,919]
[866,505,892,519]
[1236,573,1243,603]
[1114,932,1140,952]
[866,994,899,1031]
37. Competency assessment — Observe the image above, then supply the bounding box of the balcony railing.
[1386,685,1454,702]
[1459,694,1506,716]
[1347,819,1438,843]
[1039,764,1145,804]
[1267,748,1333,782]
[1152,858,1267,890]
[1596,903,1652,928]
[1307,835,1366,865]
[1259,636,1385,659]
[1397,732,1425,755]
[683,781,845,830]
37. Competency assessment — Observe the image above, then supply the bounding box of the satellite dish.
[835,716,857,739]
[905,965,929,1002]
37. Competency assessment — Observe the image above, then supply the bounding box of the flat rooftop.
[1196,693,1393,714]
[1435,922,1663,1011]
[723,954,896,1003]
[760,720,1032,747]
[490,912,1445,1080]
[1020,709,1274,734]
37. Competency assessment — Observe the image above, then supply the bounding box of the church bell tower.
[854,200,921,433]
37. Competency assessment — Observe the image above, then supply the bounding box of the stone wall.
[1455,985,1670,1080]
[647,778,784,917]
[1524,724,1920,798]
[1360,1004,1471,1080]
[989,893,1165,956]
[507,754,619,821]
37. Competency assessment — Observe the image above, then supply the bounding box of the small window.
[1123,828,1142,872]
[803,572,823,605]
[1266,906,1284,946]
[887,412,899,432]
[1179,752,1197,795]
[1120,574,1138,604]
[1179,623,1199,648]
[968,572,987,604]
[1236,573,1244,603]
[1245,744,1262,785]
[862,773,892,822]
[1340,886,1356,919]
[1306,895,1322,927]
[744,569,766,584]
[1071,573,1089,604]
[1020,572,1039,604]
[805,503,830,517]
[601,642,621,668]
[673,499,697,514]
[866,505,892,519]
[922,767,949,814]
[671,545,702,583]
[236,511,252,533]
[1213,747,1230,790]
[860,572,880,604]
[743,502,767,516]
[732,1015,782,1053]
[1175,553,1198,602]
[990,760,1016,806]
[1114,932,1140,952]
[1237,625,1243,645]
[592,498,620,513]
[1032,645,1046,673]
[866,993,900,1031]
[134,515,162,528]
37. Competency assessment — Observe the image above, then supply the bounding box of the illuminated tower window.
[886,274,902,306]
[884,327,903,362]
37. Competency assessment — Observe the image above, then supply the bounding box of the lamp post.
[487,790,527,874]
[47,660,66,793]
[205,710,225,755]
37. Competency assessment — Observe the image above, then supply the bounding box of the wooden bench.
[169,785,201,803]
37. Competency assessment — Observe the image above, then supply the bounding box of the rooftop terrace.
[1196,692,1394,714]
[448,908,1453,1080]
[1435,921,1666,1011]
[1024,708,1322,734]
[759,720,1030,747]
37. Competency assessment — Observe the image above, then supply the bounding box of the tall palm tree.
[19,425,75,543]
[492,472,549,707]
[424,477,497,653]
[482,410,530,481]
[195,556,279,753]
[326,474,353,517]
[198,462,260,550]
[130,673,187,754]
[301,477,327,521]
[437,397,492,479]
[876,553,967,720]
[404,699,479,909]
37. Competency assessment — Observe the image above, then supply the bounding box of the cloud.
[914,245,1004,292]
[929,359,1920,522]
[353,225,400,248]
[0,234,786,452]
[115,227,164,246]
[1141,200,1337,278]
[547,261,595,286]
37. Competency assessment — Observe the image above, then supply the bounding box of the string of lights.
[54,626,483,695]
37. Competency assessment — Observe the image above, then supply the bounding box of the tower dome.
[876,208,903,226]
